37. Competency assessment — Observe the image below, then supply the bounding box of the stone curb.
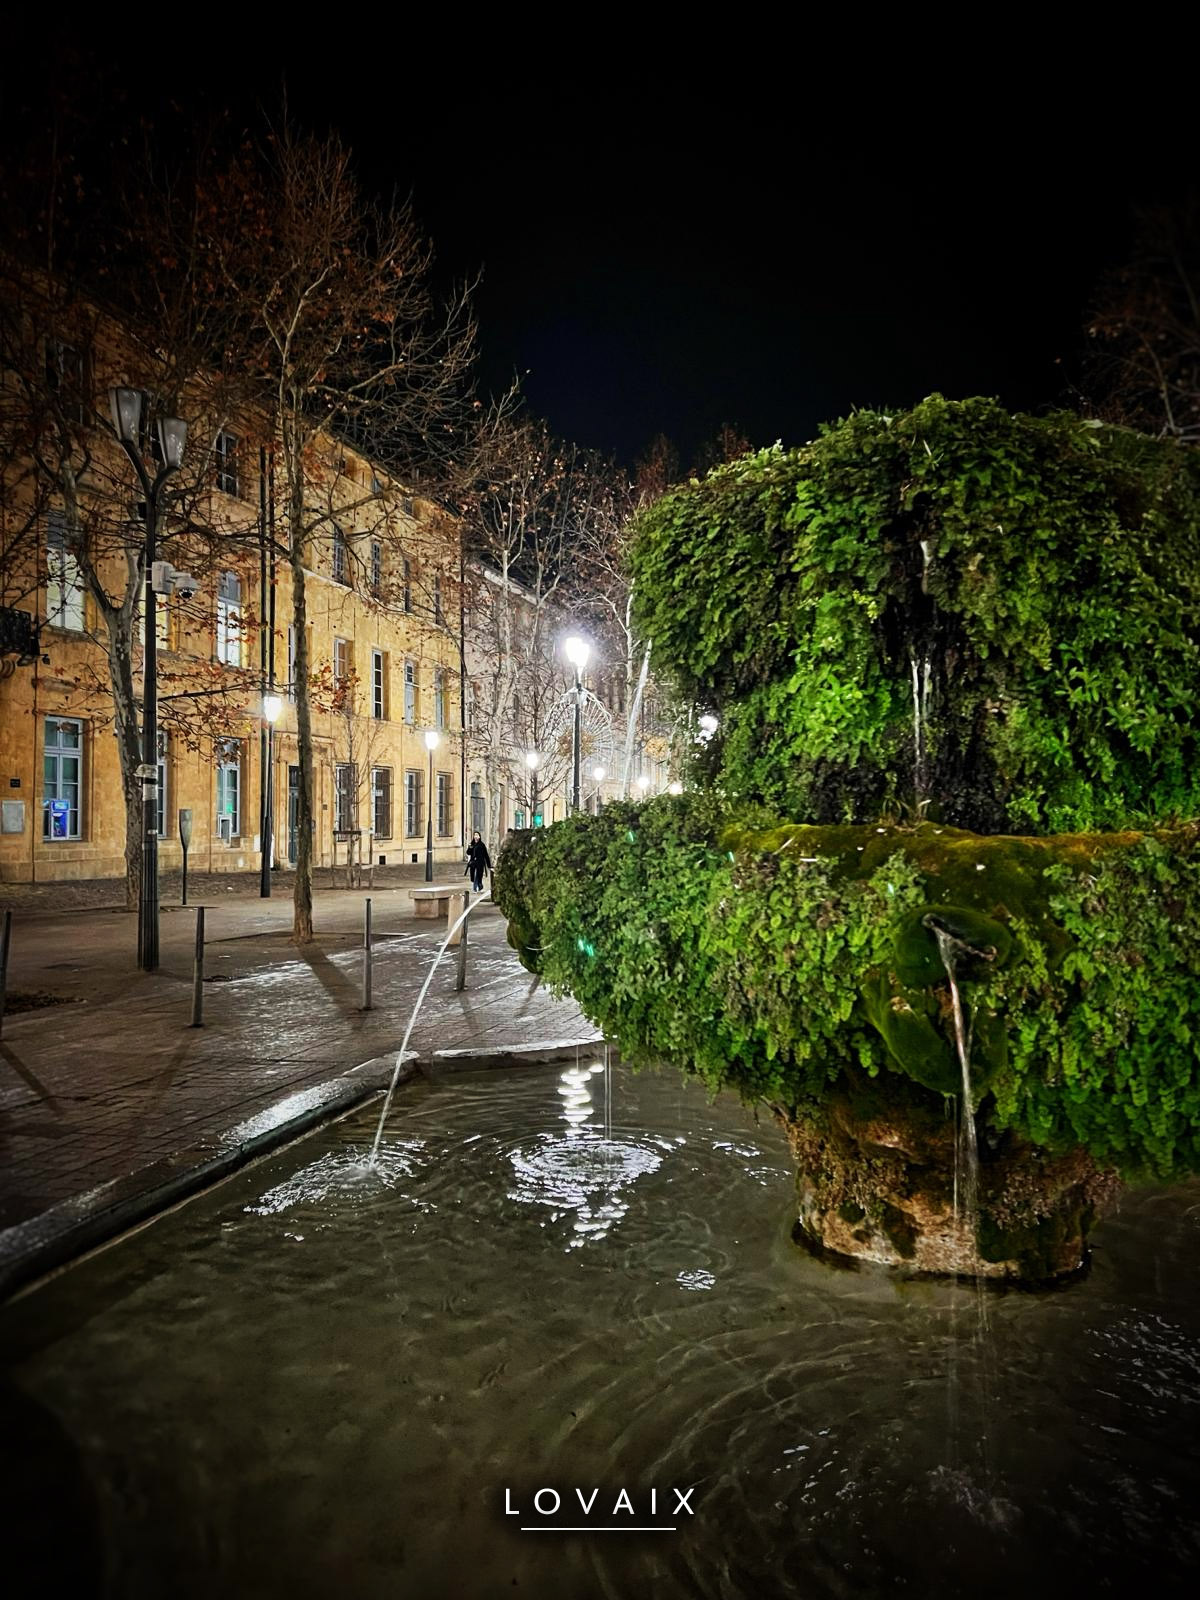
[0,1051,416,1305]
[423,1036,604,1075]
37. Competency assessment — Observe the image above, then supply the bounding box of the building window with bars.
[434,667,446,730]
[42,716,83,839]
[334,762,357,832]
[215,739,241,837]
[405,768,423,836]
[403,557,412,614]
[370,541,382,594]
[334,637,352,689]
[436,771,452,836]
[46,512,85,631]
[404,659,416,724]
[214,431,240,497]
[216,572,242,666]
[372,649,387,720]
[332,525,349,586]
[156,730,169,837]
[46,338,88,425]
[372,766,393,838]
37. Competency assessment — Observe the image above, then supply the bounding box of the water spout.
[368,895,492,1167]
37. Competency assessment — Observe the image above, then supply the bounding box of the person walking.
[465,831,492,894]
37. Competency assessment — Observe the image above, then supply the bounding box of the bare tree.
[0,117,262,908]
[1085,200,1200,441]
[201,123,478,941]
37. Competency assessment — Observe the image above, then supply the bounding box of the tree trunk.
[289,509,315,944]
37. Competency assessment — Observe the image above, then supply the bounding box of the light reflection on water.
[4,1059,1200,1600]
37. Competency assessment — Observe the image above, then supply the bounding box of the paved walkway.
[0,871,597,1297]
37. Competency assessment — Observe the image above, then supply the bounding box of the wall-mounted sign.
[1,800,25,833]
[47,798,70,838]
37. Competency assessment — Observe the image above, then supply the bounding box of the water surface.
[3,1059,1198,1598]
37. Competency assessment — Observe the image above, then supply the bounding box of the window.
[372,649,387,720]
[404,658,416,724]
[405,768,423,836]
[214,431,240,497]
[372,766,393,838]
[514,807,526,830]
[434,667,446,730]
[156,730,168,838]
[334,637,351,688]
[216,571,241,666]
[403,557,412,614]
[215,739,241,836]
[370,540,382,594]
[470,781,485,837]
[46,513,85,631]
[511,691,521,739]
[42,716,83,839]
[46,338,87,425]
[436,771,452,836]
[287,625,296,701]
[334,762,357,832]
[433,573,443,624]
[332,525,349,586]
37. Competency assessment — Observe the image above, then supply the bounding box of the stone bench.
[408,884,469,944]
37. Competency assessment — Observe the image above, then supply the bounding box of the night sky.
[8,24,1196,466]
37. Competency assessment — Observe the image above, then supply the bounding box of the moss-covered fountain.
[495,396,1200,1282]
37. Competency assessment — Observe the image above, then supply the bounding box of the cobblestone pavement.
[0,873,598,1294]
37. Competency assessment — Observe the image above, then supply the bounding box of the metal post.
[362,896,373,1011]
[572,668,582,815]
[181,843,188,906]
[189,906,205,1027]
[0,908,11,1040]
[425,748,434,881]
[259,457,270,899]
[139,484,159,971]
[455,901,467,992]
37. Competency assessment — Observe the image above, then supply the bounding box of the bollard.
[455,904,467,992]
[362,897,373,1011]
[189,906,205,1028]
[0,908,11,1040]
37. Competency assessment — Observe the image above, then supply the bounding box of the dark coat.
[466,839,492,873]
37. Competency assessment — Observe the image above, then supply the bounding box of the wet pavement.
[0,871,598,1296]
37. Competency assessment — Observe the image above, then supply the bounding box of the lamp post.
[592,765,606,812]
[667,780,684,795]
[524,749,540,826]
[424,728,440,881]
[110,387,187,972]
[563,634,591,815]
[260,693,282,897]
[636,774,651,798]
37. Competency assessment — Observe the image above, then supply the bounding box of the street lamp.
[592,765,606,812]
[563,634,591,815]
[260,693,283,897]
[667,780,684,795]
[636,774,651,796]
[424,728,440,881]
[110,386,187,972]
[524,749,540,826]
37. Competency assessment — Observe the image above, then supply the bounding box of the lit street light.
[636,774,651,796]
[260,692,283,898]
[592,765,606,812]
[563,634,591,815]
[667,780,684,795]
[525,749,540,826]
[110,386,187,972]
[424,728,440,881]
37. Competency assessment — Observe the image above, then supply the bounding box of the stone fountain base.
[782,1078,1121,1282]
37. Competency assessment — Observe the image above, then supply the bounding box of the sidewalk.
[0,874,599,1298]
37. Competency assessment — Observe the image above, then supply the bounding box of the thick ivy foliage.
[630,397,1200,833]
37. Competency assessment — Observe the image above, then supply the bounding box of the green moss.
[837,1201,866,1224]
[495,802,1200,1181]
